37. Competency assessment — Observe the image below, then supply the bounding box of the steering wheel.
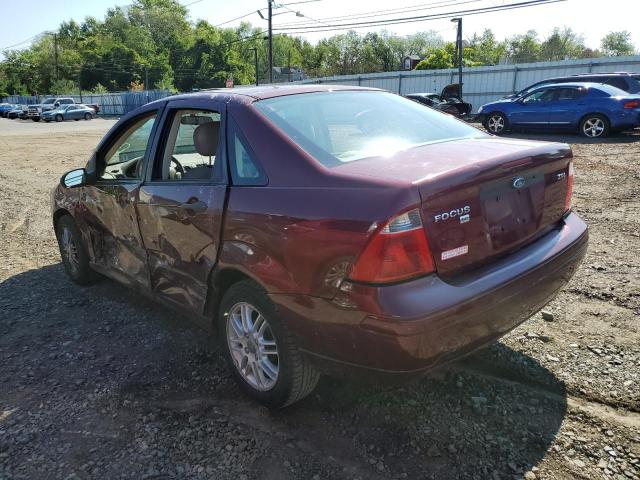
[171,156,185,174]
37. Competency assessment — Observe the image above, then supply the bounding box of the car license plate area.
[480,174,544,250]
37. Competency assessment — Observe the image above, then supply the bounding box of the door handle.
[179,199,207,213]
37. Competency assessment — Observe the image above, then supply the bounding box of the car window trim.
[95,107,164,185]
[226,112,268,187]
[144,101,228,186]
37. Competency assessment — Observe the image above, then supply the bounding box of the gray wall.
[296,55,640,112]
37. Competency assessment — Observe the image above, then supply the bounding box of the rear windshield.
[254,91,483,168]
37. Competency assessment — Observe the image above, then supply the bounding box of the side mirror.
[54,102,60,107]
[61,168,87,188]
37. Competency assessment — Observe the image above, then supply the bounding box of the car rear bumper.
[272,212,588,379]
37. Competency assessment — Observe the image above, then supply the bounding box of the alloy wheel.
[60,227,80,275]
[487,114,505,133]
[226,302,279,391]
[582,117,605,137]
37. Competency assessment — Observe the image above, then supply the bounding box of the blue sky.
[2,0,639,54]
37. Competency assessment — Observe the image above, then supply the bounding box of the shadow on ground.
[0,264,567,479]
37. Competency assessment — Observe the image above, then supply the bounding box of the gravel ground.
[0,118,638,480]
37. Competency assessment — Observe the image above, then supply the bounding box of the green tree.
[601,31,635,56]
[506,30,541,63]
[467,29,506,65]
[539,27,586,60]
[415,49,454,70]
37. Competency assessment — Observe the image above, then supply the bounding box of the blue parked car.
[0,103,18,118]
[478,82,640,138]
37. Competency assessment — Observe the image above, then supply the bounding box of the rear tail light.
[623,100,639,109]
[565,161,574,212]
[349,208,435,284]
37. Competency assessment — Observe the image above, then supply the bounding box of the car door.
[547,87,587,126]
[136,99,227,314]
[66,105,78,120]
[80,105,163,290]
[510,87,555,126]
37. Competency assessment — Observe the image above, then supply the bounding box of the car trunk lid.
[334,137,572,277]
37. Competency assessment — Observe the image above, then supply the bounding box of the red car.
[52,85,588,408]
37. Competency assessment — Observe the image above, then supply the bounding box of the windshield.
[43,99,56,105]
[254,91,484,167]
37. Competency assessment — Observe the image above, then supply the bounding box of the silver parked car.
[42,104,96,122]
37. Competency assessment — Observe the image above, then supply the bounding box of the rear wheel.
[218,280,319,408]
[580,114,609,138]
[484,112,508,135]
[55,215,94,285]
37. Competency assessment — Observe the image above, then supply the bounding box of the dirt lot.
[0,118,638,480]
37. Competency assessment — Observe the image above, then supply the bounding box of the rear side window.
[227,116,266,186]
[555,88,586,100]
[604,77,629,91]
[254,91,482,168]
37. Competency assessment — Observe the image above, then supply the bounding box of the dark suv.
[507,72,640,99]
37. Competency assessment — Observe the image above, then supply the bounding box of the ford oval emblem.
[512,176,526,189]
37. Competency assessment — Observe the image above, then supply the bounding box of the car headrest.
[193,121,219,157]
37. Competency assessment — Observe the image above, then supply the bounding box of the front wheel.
[580,114,609,138]
[55,215,94,285]
[84,113,92,120]
[484,112,508,135]
[32,118,40,122]
[218,280,319,408]
[55,114,63,122]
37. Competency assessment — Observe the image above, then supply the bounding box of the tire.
[84,113,91,120]
[32,118,40,122]
[484,112,508,134]
[217,279,320,408]
[55,215,94,285]
[44,120,51,123]
[55,114,63,122]
[579,114,609,138]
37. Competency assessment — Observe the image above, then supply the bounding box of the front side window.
[154,109,221,181]
[522,88,555,104]
[254,91,483,168]
[100,113,157,180]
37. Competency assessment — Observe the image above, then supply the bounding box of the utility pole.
[78,71,83,103]
[53,33,59,81]
[451,17,463,100]
[287,50,291,82]
[268,0,273,83]
[144,66,149,91]
[249,48,259,85]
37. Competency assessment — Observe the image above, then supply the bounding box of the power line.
[274,0,566,34]
[275,0,483,28]
[1,33,46,51]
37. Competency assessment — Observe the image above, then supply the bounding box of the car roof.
[153,84,381,106]
[532,81,610,89]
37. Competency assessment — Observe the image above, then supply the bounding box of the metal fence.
[296,55,640,112]
[5,90,172,116]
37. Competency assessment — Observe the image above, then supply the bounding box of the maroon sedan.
[52,85,588,408]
